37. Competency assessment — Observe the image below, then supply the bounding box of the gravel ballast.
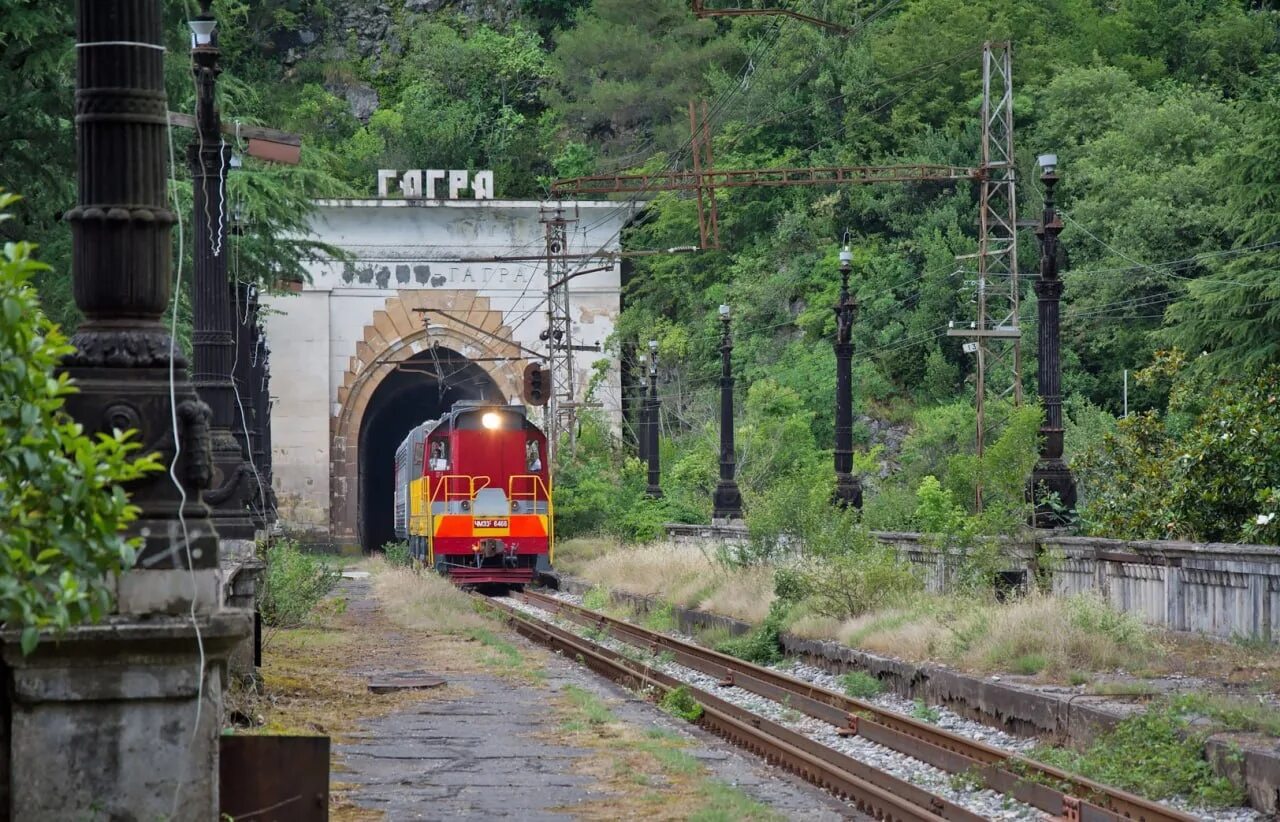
[526,589,1264,822]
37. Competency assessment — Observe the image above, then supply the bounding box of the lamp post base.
[834,472,862,510]
[1028,459,1077,528]
[712,479,743,521]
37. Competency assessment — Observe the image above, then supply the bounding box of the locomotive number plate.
[472,518,509,529]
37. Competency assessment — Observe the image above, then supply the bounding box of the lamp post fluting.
[712,305,744,521]
[63,0,218,576]
[833,246,863,509]
[645,340,663,499]
[1028,154,1077,526]
[188,1,253,539]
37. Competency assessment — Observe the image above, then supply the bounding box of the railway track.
[488,588,1197,822]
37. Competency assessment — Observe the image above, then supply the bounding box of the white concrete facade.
[263,198,635,543]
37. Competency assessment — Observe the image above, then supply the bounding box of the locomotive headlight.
[481,411,501,430]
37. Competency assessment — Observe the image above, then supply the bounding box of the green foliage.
[793,530,922,621]
[1031,702,1244,807]
[259,540,341,630]
[1077,356,1280,542]
[581,585,609,611]
[0,201,161,654]
[11,0,1280,558]
[643,600,677,633]
[658,685,704,722]
[910,699,941,724]
[715,601,787,665]
[381,540,410,568]
[839,671,883,699]
[1162,96,1280,373]
[772,567,810,604]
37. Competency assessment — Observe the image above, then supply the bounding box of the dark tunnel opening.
[357,348,503,554]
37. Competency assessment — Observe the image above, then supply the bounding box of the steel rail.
[478,594,982,821]
[518,589,1196,822]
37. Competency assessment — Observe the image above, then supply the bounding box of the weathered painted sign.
[377,169,495,200]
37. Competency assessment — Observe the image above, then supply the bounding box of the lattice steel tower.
[948,41,1022,509]
[541,207,577,462]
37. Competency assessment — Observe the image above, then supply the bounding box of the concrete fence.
[665,524,1280,642]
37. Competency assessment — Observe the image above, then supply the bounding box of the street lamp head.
[1037,153,1058,175]
[838,245,853,272]
[188,17,216,47]
[648,339,658,354]
[718,304,730,319]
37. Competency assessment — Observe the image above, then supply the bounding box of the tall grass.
[371,562,489,635]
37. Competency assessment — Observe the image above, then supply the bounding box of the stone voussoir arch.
[329,290,527,544]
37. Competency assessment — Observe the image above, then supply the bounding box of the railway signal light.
[523,362,548,406]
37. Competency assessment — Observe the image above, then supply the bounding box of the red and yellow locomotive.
[394,402,552,585]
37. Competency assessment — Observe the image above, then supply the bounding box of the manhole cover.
[368,672,447,694]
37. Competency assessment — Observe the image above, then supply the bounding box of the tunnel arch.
[329,291,526,549]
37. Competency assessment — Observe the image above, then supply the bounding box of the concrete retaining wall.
[665,524,1280,643]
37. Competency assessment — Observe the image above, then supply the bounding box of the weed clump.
[260,540,341,630]
[643,600,677,632]
[1031,701,1244,807]
[660,686,704,722]
[716,602,787,665]
[910,699,941,723]
[839,671,884,699]
[582,586,610,611]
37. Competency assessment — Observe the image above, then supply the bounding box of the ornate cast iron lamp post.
[833,245,863,509]
[645,339,663,499]
[712,305,744,521]
[1028,154,1077,526]
[63,0,218,575]
[189,1,253,539]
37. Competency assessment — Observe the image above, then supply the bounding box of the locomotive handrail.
[429,474,492,504]
[508,474,550,503]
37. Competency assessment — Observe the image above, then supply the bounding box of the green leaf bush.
[0,193,160,654]
[1076,353,1280,543]
[259,539,341,629]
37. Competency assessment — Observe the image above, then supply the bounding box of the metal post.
[63,0,218,576]
[712,305,743,521]
[1028,155,1077,526]
[636,353,649,463]
[833,247,863,509]
[188,0,252,539]
[645,340,662,499]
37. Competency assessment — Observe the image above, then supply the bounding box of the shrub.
[659,685,703,721]
[382,540,411,567]
[1076,355,1280,543]
[259,540,341,629]
[797,540,922,620]
[772,566,810,603]
[0,195,161,654]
